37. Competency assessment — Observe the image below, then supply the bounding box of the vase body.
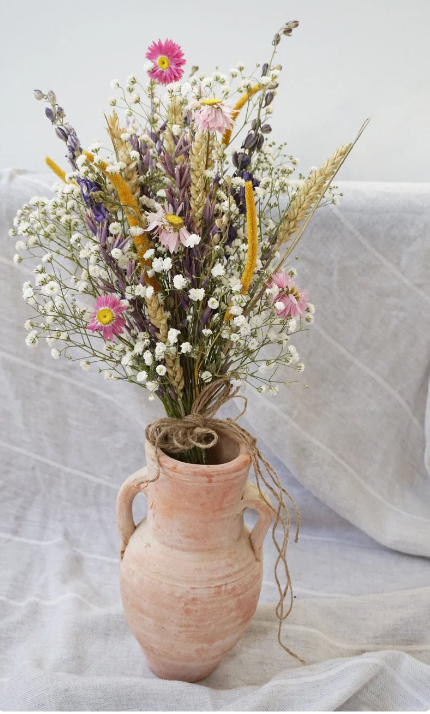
[117,431,272,683]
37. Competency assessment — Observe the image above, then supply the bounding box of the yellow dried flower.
[221,84,263,146]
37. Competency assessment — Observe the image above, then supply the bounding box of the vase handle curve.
[239,481,273,562]
[116,466,148,559]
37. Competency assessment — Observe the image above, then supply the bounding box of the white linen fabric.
[1,169,430,711]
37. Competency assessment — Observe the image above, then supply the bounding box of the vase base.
[144,651,220,683]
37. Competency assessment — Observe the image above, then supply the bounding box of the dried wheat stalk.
[275,143,352,248]
[190,131,214,232]
[163,97,184,165]
[146,294,185,395]
[107,111,140,203]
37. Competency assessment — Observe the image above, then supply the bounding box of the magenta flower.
[267,272,309,319]
[87,295,128,341]
[144,202,191,253]
[145,39,185,86]
[194,98,233,133]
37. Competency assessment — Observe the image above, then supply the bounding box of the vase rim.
[145,429,251,481]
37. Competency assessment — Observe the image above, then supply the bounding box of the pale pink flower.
[144,202,190,253]
[87,295,127,341]
[145,39,185,86]
[267,272,309,319]
[194,98,233,134]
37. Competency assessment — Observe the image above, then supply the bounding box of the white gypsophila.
[296,363,305,373]
[51,348,60,359]
[80,360,91,371]
[146,380,158,392]
[181,342,192,354]
[156,365,167,376]
[144,248,155,259]
[167,328,180,345]
[109,222,121,235]
[152,258,164,273]
[143,350,153,366]
[211,263,225,277]
[173,274,187,290]
[145,286,154,299]
[306,302,315,315]
[42,281,60,297]
[136,371,148,383]
[208,297,219,309]
[189,288,204,301]
[155,342,167,359]
[202,329,212,336]
[13,254,22,264]
[185,234,201,248]
[25,330,38,347]
[201,371,212,383]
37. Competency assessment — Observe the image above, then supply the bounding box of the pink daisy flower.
[87,295,128,341]
[194,98,233,134]
[267,271,309,319]
[144,202,191,253]
[145,39,185,86]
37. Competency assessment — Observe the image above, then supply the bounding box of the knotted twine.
[144,377,306,666]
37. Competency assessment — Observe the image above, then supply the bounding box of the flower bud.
[55,127,68,142]
[264,92,274,107]
[272,33,281,46]
[47,90,56,105]
[242,132,258,150]
[251,118,261,131]
[45,107,55,122]
[261,63,269,77]
[56,106,65,118]
[257,134,265,150]
[260,124,272,134]
[33,89,44,100]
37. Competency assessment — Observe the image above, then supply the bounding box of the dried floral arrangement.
[11,22,365,466]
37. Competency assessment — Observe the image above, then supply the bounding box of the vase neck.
[144,439,251,552]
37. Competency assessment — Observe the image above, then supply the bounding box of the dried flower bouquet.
[11,22,364,464]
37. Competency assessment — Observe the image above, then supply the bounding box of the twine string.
[144,377,306,666]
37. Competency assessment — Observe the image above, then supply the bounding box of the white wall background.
[0,0,429,181]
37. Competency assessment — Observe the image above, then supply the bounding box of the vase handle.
[239,482,273,562]
[116,467,148,559]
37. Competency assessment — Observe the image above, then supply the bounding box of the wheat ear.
[275,143,352,248]
[145,294,184,395]
[190,131,214,232]
[163,97,185,164]
[106,111,140,202]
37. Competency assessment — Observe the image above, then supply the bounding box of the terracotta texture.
[116,431,272,682]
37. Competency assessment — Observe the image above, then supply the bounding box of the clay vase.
[116,430,272,683]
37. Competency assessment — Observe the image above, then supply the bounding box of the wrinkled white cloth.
[1,169,430,711]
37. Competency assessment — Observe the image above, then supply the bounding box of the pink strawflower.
[144,202,191,253]
[267,272,309,319]
[194,98,233,133]
[145,39,185,86]
[87,295,128,341]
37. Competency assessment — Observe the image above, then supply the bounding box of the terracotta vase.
[116,430,272,683]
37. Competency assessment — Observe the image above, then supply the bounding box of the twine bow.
[145,377,306,666]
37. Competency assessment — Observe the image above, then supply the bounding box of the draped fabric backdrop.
[1,169,430,710]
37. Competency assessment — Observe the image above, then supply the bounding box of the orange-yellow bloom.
[45,156,77,185]
[221,84,263,146]
[225,181,258,321]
